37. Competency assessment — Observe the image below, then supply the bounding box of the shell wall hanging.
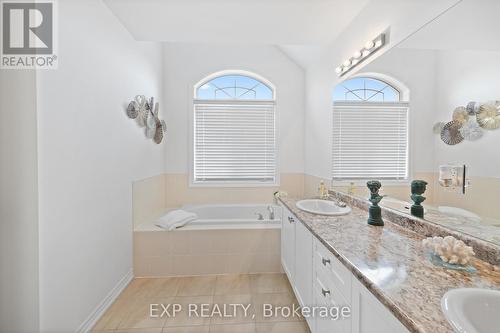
[126,95,166,144]
[436,100,499,145]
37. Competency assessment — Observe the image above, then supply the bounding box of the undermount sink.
[441,288,500,333]
[296,199,351,216]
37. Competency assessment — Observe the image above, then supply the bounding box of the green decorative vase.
[410,180,427,218]
[367,180,385,226]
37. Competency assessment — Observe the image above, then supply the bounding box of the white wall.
[0,71,39,332]
[433,49,500,177]
[304,0,461,179]
[162,43,305,175]
[36,0,165,331]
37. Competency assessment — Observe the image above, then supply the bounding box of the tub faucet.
[267,206,275,220]
[255,213,264,220]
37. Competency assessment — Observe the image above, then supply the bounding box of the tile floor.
[92,273,310,333]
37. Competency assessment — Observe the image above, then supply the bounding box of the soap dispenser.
[318,181,328,199]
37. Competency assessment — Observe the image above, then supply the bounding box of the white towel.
[155,210,198,231]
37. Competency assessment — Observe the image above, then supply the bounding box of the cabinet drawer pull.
[322,288,331,297]
[288,216,295,223]
[322,257,331,266]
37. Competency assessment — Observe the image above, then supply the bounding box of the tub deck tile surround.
[279,196,500,333]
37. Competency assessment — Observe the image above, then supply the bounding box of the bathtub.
[134,203,283,277]
[180,204,281,229]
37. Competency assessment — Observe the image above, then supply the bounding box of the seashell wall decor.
[436,100,499,145]
[126,95,167,144]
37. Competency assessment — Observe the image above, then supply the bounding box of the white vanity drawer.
[313,273,351,333]
[314,239,352,303]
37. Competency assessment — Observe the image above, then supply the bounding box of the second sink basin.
[441,288,500,333]
[296,199,351,216]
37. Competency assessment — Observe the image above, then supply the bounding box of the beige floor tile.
[118,297,173,329]
[115,328,163,333]
[177,276,216,296]
[164,295,213,327]
[211,294,255,325]
[92,297,137,330]
[141,278,182,298]
[252,293,302,323]
[117,278,153,300]
[163,326,210,333]
[209,322,256,333]
[249,274,290,294]
[255,321,311,333]
[214,275,252,295]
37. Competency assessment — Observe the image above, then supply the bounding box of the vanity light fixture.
[336,33,386,77]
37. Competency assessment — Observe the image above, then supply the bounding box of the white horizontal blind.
[332,102,409,180]
[194,100,276,183]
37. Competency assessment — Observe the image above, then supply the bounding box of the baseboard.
[76,269,133,333]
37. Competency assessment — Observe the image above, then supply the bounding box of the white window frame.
[332,74,411,186]
[189,70,279,188]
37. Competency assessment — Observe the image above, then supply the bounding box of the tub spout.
[267,206,275,220]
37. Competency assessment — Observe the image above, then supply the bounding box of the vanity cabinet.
[281,206,296,282]
[294,220,313,307]
[280,203,410,333]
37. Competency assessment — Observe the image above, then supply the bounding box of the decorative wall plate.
[476,102,500,130]
[459,120,483,141]
[433,122,445,134]
[126,101,138,119]
[466,101,480,115]
[452,106,469,124]
[154,120,163,144]
[440,121,464,145]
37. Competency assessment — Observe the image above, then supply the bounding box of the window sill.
[332,179,411,187]
[189,181,279,188]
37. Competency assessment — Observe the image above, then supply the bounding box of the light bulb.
[335,66,343,74]
[365,40,375,50]
[375,39,383,48]
[353,50,362,59]
[343,59,351,67]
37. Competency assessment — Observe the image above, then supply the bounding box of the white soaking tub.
[180,204,282,230]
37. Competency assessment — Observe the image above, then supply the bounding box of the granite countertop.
[279,197,500,333]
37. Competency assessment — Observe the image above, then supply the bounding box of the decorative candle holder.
[367,180,385,226]
[410,180,427,218]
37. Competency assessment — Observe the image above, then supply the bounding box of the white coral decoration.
[422,236,475,265]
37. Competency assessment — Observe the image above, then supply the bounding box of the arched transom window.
[192,72,277,185]
[332,76,409,181]
[196,74,274,100]
[333,77,400,102]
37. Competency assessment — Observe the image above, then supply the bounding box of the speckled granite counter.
[279,197,500,333]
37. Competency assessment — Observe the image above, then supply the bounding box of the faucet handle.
[255,213,264,220]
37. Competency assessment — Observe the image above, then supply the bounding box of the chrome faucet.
[255,212,264,220]
[267,205,275,220]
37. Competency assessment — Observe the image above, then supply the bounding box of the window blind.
[193,100,276,183]
[332,102,409,180]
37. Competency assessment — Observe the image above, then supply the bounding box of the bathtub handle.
[322,257,330,266]
[322,288,331,297]
[287,216,295,223]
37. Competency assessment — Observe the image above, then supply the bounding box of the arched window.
[196,74,274,100]
[192,71,277,185]
[332,76,409,181]
[333,77,400,102]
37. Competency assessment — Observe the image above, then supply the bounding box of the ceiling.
[104,0,369,45]
[398,0,500,51]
